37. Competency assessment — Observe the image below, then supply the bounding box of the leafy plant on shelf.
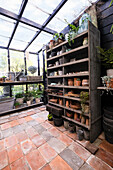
[97,46,113,69]
[15,92,23,98]
[53,33,65,42]
[80,91,89,114]
[48,113,53,121]
[109,0,113,34]
[23,91,32,102]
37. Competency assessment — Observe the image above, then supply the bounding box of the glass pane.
[0,15,15,37]
[26,53,38,76]
[10,50,25,72]
[27,31,53,52]
[29,0,61,14]
[10,39,28,51]
[23,2,49,25]
[0,35,9,47]
[0,49,8,74]
[39,52,43,76]
[0,0,23,14]
[13,23,38,42]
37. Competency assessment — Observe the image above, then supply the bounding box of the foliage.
[109,0,113,7]
[97,46,113,69]
[15,92,23,98]
[76,78,80,81]
[24,91,33,102]
[48,113,53,120]
[14,101,21,107]
[109,0,113,34]
[28,66,37,74]
[80,91,89,114]
[53,33,65,42]
[30,89,43,98]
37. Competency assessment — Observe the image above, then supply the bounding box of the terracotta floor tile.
[25,127,38,138]
[9,116,18,121]
[96,148,113,168]
[18,118,27,124]
[0,139,5,151]
[18,113,27,118]
[41,122,52,129]
[16,131,28,143]
[0,150,8,169]
[2,165,10,170]
[39,143,57,163]
[41,164,51,170]
[25,116,33,122]
[99,140,113,155]
[76,139,90,147]
[48,127,61,137]
[39,107,46,111]
[5,134,18,148]
[87,155,112,170]
[10,157,30,170]
[36,117,45,123]
[7,144,23,164]
[56,126,66,132]
[10,120,19,127]
[26,149,46,169]
[21,139,36,155]
[69,142,91,161]
[1,122,11,130]
[49,155,72,170]
[31,134,46,148]
[26,111,36,116]
[58,133,73,146]
[64,131,77,141]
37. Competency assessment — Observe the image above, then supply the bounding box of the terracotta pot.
[74,113,78,120]
[66,112,73,118]
[27,100,31,106]
[74,78,77,86]
[16,98,23,104]
[76,80,81,86]
[84,105,89,114]
[82,79,89,86]
[59,98,63,105]
[49,40,55,49]
[110,78,113,88]
[68,79,73,86]
[81,116,85,124]
[35,98,40,103]
[66,100,69,107]
[86,118,89,126]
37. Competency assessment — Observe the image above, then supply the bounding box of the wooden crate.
[0,97,14,114]
[27,76,42,81]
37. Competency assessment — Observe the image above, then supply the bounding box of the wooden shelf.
[48,101,89,117]
[47,58,89,70]
[0,80,43,86]
[62,115,90,129]
[48,93,81,101]
[97,87,113,90]
[48,72,89,78]
[47,45,88,61]
[48,85,89,89]
[47,30,88,53]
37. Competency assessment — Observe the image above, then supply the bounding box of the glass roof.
[0,0,98,53]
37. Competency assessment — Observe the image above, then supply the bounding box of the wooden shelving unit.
[46,21,101,142]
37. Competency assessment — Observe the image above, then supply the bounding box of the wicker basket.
[0,97,14,113]
[27,76,42,81]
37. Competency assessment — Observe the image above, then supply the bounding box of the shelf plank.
[48,85,89,89]
[0,80,43,86]
[47,58,89,70]
[48,101,89,117]
[48,93,81,101]
[47,72,89,78]
[97,87,113,90]
[47,30,88,53]
[62,115,89,129]
[47,45,88,61]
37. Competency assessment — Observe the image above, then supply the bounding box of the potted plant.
[24,91,33,105]
[80,91,89,114]
[66,111,73,118]
[14,101,21,109]
[2,76,6,82]
[53,33,65,45]
[15,92,24,104]
[97,47,113,76]
[48,113,53,121]
[75,78,81,86]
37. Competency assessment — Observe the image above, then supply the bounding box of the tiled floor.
[0,105,113,170]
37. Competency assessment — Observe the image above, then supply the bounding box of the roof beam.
[0,7,56,34]
[7,0,28,48]
[24,0,68,51]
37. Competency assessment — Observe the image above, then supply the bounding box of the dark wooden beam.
[7,49,10,72]
[7,0,28,48]
[24,0,68,51]
[37,53,40,76]
[0,7,56,34]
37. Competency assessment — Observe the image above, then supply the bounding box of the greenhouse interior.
[0,0,113,169]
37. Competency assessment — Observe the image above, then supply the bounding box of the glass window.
[0,49,8,74]
[12,23,38,43]
[26,53,38,76]
[10,50,25,72]
[10,39,28,51]
[0,0,23,14]
[0,15,15,37]
[23,2,49,25]
[27,31,53,53]
[0,35,9,47]
[39,52,43,76]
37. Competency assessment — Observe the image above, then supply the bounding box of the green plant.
[14,101,21,107]
[76,78,80,81]
[24,91,32,102]
[97,46,113,69]
[15,92,23,98]
[80,91,89,114]
[48,113,53,120]
[109,0,113,34]
[53,33,65,42]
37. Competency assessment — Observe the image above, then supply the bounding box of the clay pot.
[49,40,55,49]
[86,118,89,126]
[35,98,40,103]
[68,79,73,86]
[84,105,89,114]
[27,100,31,106]
[81,116,85,124]
[82,79,89,86]
[74,113,78,120]
[76,80,81,86]
[66,100,69,108]
[110,78,113,88]
[66,112,73,118]
[59,98,63,105]
[74,78,77,86]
